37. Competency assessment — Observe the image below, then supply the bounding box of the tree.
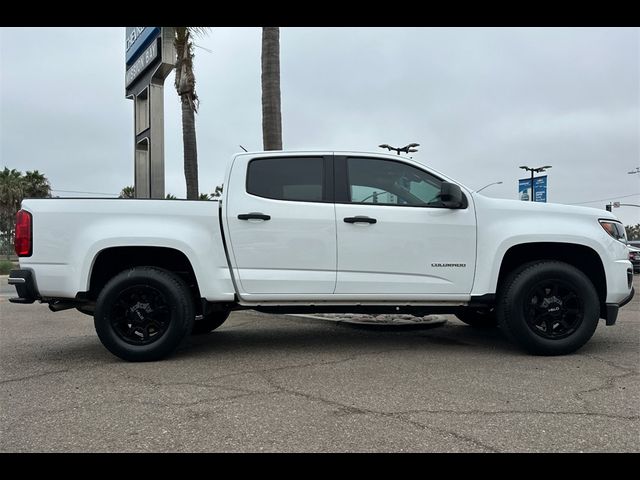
[118,186,135,199]
[261,27,282,150]
[0,168,51,256]
[22,170,51,198]
[211,185,223,199]
[0,168,23,215]
[174,27,208,200]
[626,224,640,241]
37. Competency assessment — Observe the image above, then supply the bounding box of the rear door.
[224,154,337,297]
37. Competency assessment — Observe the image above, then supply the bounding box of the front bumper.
[605,286,635,326]
[8,269,40,304]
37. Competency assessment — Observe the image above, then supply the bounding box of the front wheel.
[94,267,195,362]
[497,261,600,356]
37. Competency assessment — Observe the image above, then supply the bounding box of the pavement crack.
[388,415,500,452]
[178,347,416,382]
[258,372,499,452]
[575,370,639,401]
[132,390,271,408]
[114,372,259,395]
[111,351,417,395]
[579,353,640,373]
[17,391,276,414]
[392,408,639,421]
[0,369,69,385]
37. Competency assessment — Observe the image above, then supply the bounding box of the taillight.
[15,210,32,257]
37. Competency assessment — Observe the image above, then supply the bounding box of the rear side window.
[246,157,324,202]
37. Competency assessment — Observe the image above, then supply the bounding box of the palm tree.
[261,27,282,150]
[119,186,136,199]
[0,168,24,213]
[23,170,51,198]
[0,168,51,255]
[174,27,207,200]
[0,168,23,253]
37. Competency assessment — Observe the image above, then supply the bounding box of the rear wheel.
[455,308,497,328]
[94,267,195,362]
[497,261,599,356]
[191,310,230,335]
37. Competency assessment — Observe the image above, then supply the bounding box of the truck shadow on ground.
[179,317,521,360]
[2,317,526,367]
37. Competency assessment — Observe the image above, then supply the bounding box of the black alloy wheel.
[109,285,171,345]
[522,279,583,340]
[94,267,195,362]
[497,261,599,356]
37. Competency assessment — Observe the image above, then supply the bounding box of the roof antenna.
[239,145,248,152]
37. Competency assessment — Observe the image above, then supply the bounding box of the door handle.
[343,216,377,224]
[238,212,271,221]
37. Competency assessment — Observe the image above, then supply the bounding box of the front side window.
[247,157,324,202]
[347,157,442,206]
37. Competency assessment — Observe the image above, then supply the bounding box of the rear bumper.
[8,269,40,304]
[605,286,635,326]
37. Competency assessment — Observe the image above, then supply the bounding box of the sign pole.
[125,27,175,199]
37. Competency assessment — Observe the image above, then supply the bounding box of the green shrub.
[0,259,13,275]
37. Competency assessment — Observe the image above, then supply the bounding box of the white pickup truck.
[8,151,635,361]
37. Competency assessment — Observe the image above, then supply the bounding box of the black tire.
[455,308,497,328]
[497,261,599,356]
[94,267,195,362]
[191,310,230,335]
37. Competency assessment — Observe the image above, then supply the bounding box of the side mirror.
[440,182,464,208]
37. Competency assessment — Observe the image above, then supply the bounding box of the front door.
[334,156,476,296]
[225,154,337,296]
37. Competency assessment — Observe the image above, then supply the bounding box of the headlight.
[599,220,626,243]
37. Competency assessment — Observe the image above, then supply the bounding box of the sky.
[1,27,638,225]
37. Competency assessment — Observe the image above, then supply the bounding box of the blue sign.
[126,27,161,65]
[125,39,160,88]
[519,175,547,202]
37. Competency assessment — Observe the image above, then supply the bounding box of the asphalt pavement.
[1,275,638,452]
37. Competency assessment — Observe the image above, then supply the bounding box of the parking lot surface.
[1,276,638,452]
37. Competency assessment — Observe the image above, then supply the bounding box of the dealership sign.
[125,27,161,88]
[126,27,161,65]
[125,39,159,88]
[519,175,547,202]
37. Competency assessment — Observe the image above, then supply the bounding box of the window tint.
[247,157,324,202]
[347,158,442,206]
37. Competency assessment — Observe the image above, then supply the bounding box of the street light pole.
[530,169,534,202]
[519,165,552,202]
[476,181,503,193]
